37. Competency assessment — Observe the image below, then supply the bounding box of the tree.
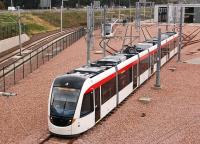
[0,1,5,9]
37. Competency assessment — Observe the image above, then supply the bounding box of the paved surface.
[0,24,200,144]
[0,34,30,54]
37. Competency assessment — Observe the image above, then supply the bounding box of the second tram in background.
[102,19,118,38]
[48,31,179,136]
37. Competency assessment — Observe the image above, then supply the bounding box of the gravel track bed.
[0,24,200,144]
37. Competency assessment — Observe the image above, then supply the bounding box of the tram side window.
[118,68,132,91]
[101,77,116,104]
[169,41,172,51]
[174,38,178,48]
[139,57,149,75]
[171,41,174,50]
[80,92,94,117]
[133,65,137,89]
[161,44,169,58]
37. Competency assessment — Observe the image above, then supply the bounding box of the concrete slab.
[0,34,30,54]
[185,57,200,64]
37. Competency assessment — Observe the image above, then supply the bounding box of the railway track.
[0,28,77,69]
[182,26,200,47]
[99,39,116,54]
[38,134,77,144]
[98,24,131,55]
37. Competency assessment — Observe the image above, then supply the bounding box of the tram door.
[95,88,101,122]
[133,64,138,89]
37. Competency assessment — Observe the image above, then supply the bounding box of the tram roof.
[65,32,177,79]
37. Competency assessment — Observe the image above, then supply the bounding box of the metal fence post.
[77,30,79,39]
[178,5,183,62]
[66,36,68,47]
[30,53,32,73]
[23,57,25,79]
[69,34,71,46]
[37,49,39,68]
[56,41,58,55]
[51,43,53,58]
[42,47,44,64]
[76,31,77,41]
[155,28,161,88]
[73,32,74,42]
[61,39,63,51]
[65,37,67,48]
[14,63,16,84]
[3,67,5,92]
[70,33,72,45]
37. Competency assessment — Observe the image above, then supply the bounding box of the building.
[154,4,200,23]
[40,0,51,8]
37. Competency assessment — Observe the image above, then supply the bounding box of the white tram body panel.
[48,32,179,136]
[139,50,150,85]
[71,79,95,135]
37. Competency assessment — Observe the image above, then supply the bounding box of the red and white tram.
[48,32,179,136]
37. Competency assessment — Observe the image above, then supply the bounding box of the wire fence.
[0,27,86,92]
[0,24,27,40]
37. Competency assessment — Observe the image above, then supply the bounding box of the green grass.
[25,23,47,35]
[0,13,18,27]
[0,9,152,37]
[32,11,87,28]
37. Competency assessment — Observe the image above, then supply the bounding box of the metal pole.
[173,5,176,32]
[11,0,13,7]
[50,0,52,11]
[17,6,22,56]
[166,3,169,31]
[130,25,133,46]
[101,8,103,34]
[91,3,94,50]
[61,0,64,32]
[129,0,131,22]
[118,0,120,20]
[144,2,146,21]
[87,6,92,65]
[103,6,106,57]
[150,2,152,22]
[135,2,139,29]
[136,2,141,42]
[178,5,183,62]
[155,28,161,88]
